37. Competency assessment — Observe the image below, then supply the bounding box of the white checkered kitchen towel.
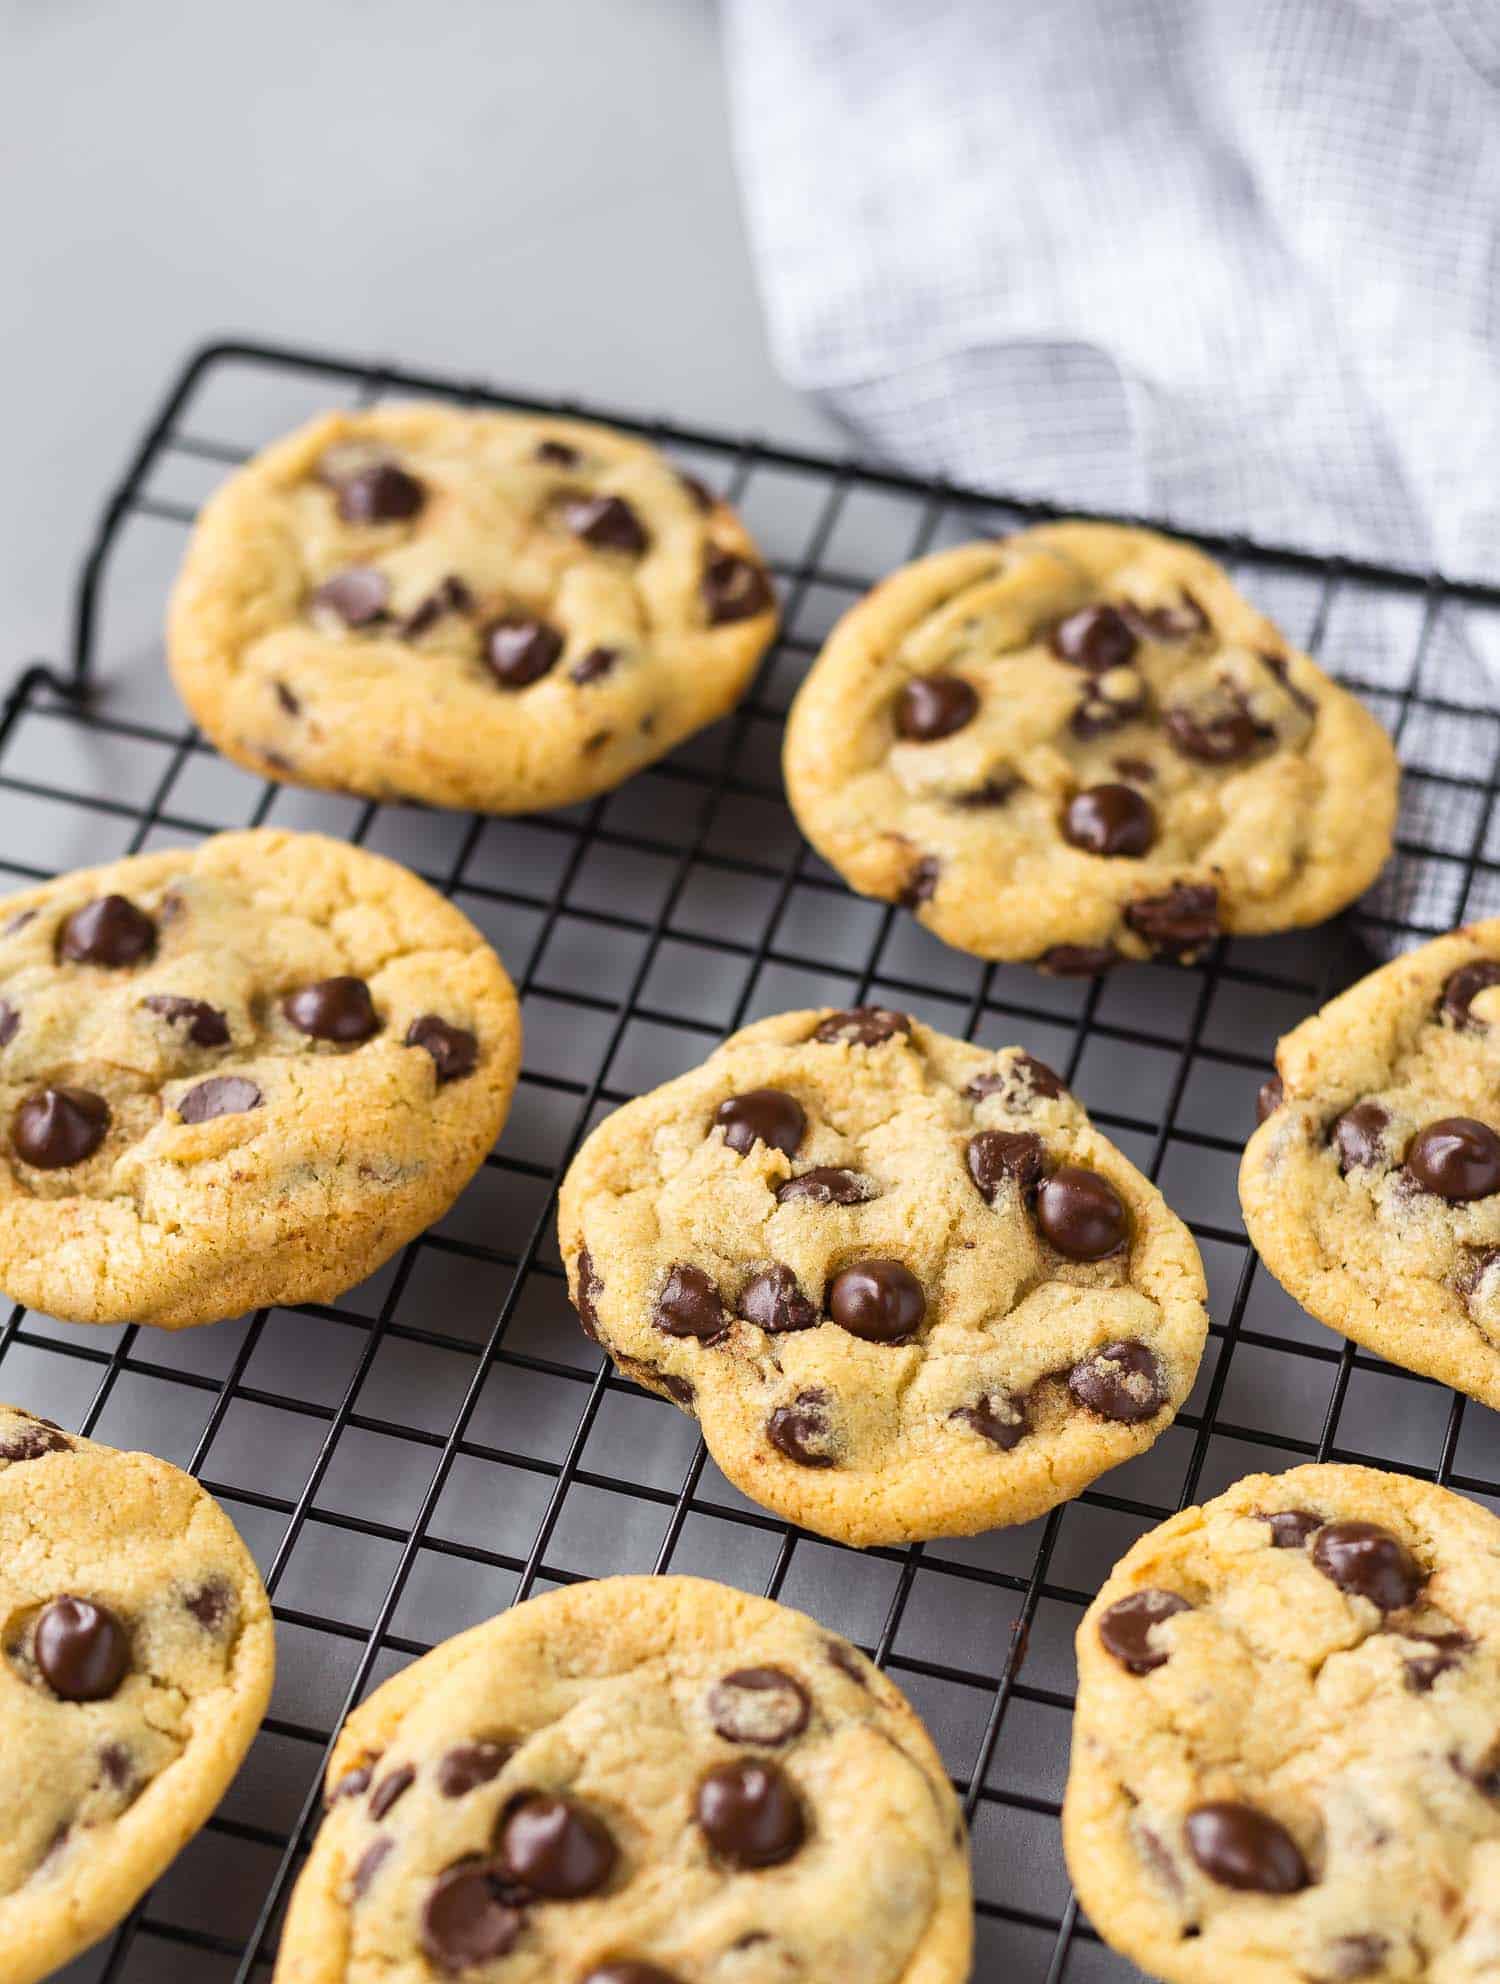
[724,0,1500,946]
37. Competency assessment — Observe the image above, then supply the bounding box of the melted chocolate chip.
[141,994,231,1048]
[1331,1101,1390,1173]
[0,1001,18,1048]
[967,1129,1047,1202]
[1124,883,1220,957]
[283,976,380,1043]
[34,1596,129,1701]
[313,567,391,627]
[58,896,156,968]
[562,493,648,555]
[1404,1630,1471,1691]
[1311,1520,1422,1611]
[1263,1509,1321,1549]
[708,1666,811,1745]
[571,645,620,685]
[767,1390,837,1467]
[183,1580,231,1630]
[775,1166,874,1206]
[714,1088,806,1158]
[1126,595,1209,642]
[1441,961,1500,1029]
[369,1766,415,1819]
[438,1741,511,1797]
[12,1087,109,1169]
[536,438,581,467]
[1068,1341,1166,1423]
[275,680,301,716]
[1098,1589,1191,1674]
[1406,1117,1500,1201]
[1163,693,1271,764]
[895,675,979,741]
[406,1015,478,1084]
[500,1791,616,1897]
[695,1759,805,1868]
[1035,1165,1129,1258]
[0,1421,72,1462]
[967,1055,1066,1107]
[352,1837,392,1899]
[335,462,425,525]
[1064,784,1157,859]
[574,1246,604,1342]
[826,1258,925,1341]
[400,575,472,639]
[1071,677,1149,739]
[811,1007,911,1046]
[581,1966,682,1984]
[485,615,564,688]
[99,1742,133,1792]
[178,1075,261,1124]
[900,856,940,908]
[736,1266,817,1334]
[420,1861,523,1971]
[653,1264,727,1342]
[951,1393,1028,1451]
[953,777,1016,809]
[1257,1074,1285,1124]
[1052,605,1137,673]
[1038,944,1120,976]
[330,1762,377,1803]
[1184,1802,1309,1893]
[703,551,773,624]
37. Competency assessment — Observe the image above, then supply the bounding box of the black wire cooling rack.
[11,337,1500,1984]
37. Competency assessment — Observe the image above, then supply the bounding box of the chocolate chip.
[1098,1589,1191,1674]
[0,1421,72,1462]
[34,1596,129,1701]
[679,469,716,510]
[1403,1630,1470,1691]
[574,1246,604,1342]
[141,994,231,1048]
[736,1266,817,1334]
[895,675,979,741]
[562,493,648,555]
[1330,1101,1390,1173]
[12,1087,110,1169]
[967,1129,1047,1202]
[331,1763,376,1803]
[336,462,425,525]
[966,1055,1066,1107]
[659,1373,695,1405]
[704,551,773,624]
[1071,676,1149,739]
[775,1166,874,1206]
[1184,1802,1309,1893]
[570,645,620,684]
[536,438,581,467]
[1261,651,1318,715]
[406,1015,479,1084]
[951,1393,1028,1450]
[176,1074,261,1125]
[58,896,156,968]
[1257,1074,1285,1124]
[184,1580,231,1629]
[400,575,472,639]
[653,1264,727,1342]
[581,1966,682,1984]
[99,1742,133,1792]
[1068,1341,1166,1422]
[1036,1165,1129,1258]
[1063,783,1157,859]
[714,1088,806,1158]
[3,909,36,937]
[1441,961,1500,1029]
[1125,595,1209,642]
[438,1741,511,1797]
[1163,693,1271,764]
[1312,1520,1422,1610]
[767,1390,838,1467]
[283,976,380,1043]
[275,681,301,716]
[708,1667,810,1745]
[826,1258,925,1341]
[1263,1509,1321,1549]
[1039,943,1120,976]
[953,777,1016,809]
[369,1766,415,1819]
[811,1007,911,1046]
[500,1791,616,1897]
[695,1759,805,1869]
[826,1639,868,1685]
[0,1002,18,1048]
[1124,883,1220,957]
[1052,605,1137,672]
[352,1838,392,1899]
[899,856,940,908]
[485,615,564,688]
[1406,1117,1500,1201]
[420,1861,523,1971]
[313,567,390,628]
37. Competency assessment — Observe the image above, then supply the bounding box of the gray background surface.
[3,0,836,669]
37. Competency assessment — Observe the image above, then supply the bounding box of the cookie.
[1063,1462,1500,1984]
[272,1574,969,1984]
[783,522,1398,969]
[1240,919,1500,1408]
[0,828,520,1328]
[167,405,777,814]
[0,1403,273,1984]
[556,1007,1208,1547]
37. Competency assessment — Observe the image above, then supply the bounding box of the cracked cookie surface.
[273,1574,970,1984]
[1064,1463,1500,1984]
[0,1403,273,1984]
[556,1007,1208,1547]
[0,828,520,1328]
[1242,920,1500,1409]
[783,522,1398,969]
[168,405,777,814]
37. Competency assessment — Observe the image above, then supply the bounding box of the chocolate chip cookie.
[1064,1462,1500,1984]
[1241,919,1500,1408]
[556,1007,1208,1547]
[783,523,1398,969]
[0,829,520,1328]
[272,1574,970,1984]
[0,1403,273,1984]
[168,405,777,814]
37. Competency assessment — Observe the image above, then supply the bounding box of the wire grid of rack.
[9,337,1500,1984]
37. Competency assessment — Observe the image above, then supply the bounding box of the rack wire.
[9,337,1500,1984]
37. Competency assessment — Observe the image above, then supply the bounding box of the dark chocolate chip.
[331,1762,377,1803]
[1063,784,1156,858]
[406,1014,478,1084]
[1124,883,1220,957]
[1098,1589,1191,1674]
[420,1860,523,1971]
[536,438,581,467]
[12,1087,110,1169]
[714,1088,806,1158]
[0,1001,17,1048]
[34,1596,129,1701]
[58,896,156,968]
[581,1965,682,1984]
[352,1837,392,1899]
[826,1258,925,1342]
[1263,1509,1321,1549]
[736,1266,817,1334]
[1330,1100,1390,1173]
[1036,1165,1129,1258]
[1068,1340,1167,1422]
[1052,605,1137,673]
[99,1742,133,1792]
[1311,1520,1422,1611]
[1403,1630,1470,1692]
[953,777,1016,809]
[951,1393,1028,1451]
[369,1766,415,1819]
[1257,1074,1285,1124]
[653,1264,727,1342]
[400,575,472,639]
[1125,595,1209,642]
[275,681,301,715]
[1163,693,1271,764]
[775,1166,875,1206]
[1441,961,1500,1030]
[283,976,380,1043]
[767,1389,837,1467]
[184,1580,231,1629]
[704,551,773,624]
[811,1007,911,1046]
[695,1759,805,1869]
[0,1421,72,1462]
[570,645,621,685]
[141,994,231,1048]
[574,1246,604,1342]
[438,1741,511,1798]
[708,1666,810,1745]
[178,1075,261,1124]
[313,567,391,628]
[895,675,979,742]
[500,1791,617,1897]
[899,856,940,908]
[965,1056,1066,1107]
[660,1373,695,1405]
[1037,944,1120,976]
[1406,1117,1500,1201]
[1184,1802,1309,1893]
[485,615,564,688]
[336,462,425,525]
[1071,678,1149,739]
[967,1129,1047,1202]
[562,493,648,555]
